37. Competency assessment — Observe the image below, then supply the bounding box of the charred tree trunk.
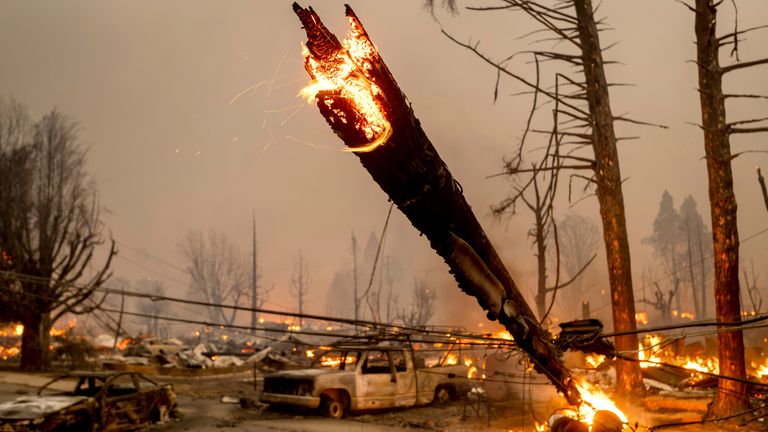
[293,3,580,404]
[20,309,51,371]
[694,0,747,415]
[572,0,644,397]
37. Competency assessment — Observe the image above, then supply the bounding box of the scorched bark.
[293,3,580,404]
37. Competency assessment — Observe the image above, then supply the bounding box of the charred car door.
[99,373,148,431]
[355,350,397,410]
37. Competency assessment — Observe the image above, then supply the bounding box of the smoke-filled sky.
[2,1,767,329]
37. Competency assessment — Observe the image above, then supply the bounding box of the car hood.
[265,368,337,379]
[0,395,88,420]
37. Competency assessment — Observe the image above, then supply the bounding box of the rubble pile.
[98,334,314,374]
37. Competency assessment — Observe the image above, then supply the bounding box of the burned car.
[259,343,469,418]
[0,371,177,431]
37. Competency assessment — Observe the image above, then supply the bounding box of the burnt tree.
[439,0,648,397]
[290,249,311,328]
[293,3,581,404]
[180,229,248,326]
[0,99,115,370]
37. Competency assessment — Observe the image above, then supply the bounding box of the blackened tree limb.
[758,167,768,213]
[293,3,581,404]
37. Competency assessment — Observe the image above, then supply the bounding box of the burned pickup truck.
[259,342,469,418]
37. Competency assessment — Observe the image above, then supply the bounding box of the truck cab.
[259,343,469,418]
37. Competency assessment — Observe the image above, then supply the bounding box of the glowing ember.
[585,354,606,369]
[306,349,315,359]
[575,379,628,428]
[299,18,392,153]
[13,324,23,336]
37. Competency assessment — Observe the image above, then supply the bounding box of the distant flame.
[320,354,356,368]
[635,312,648,325]
[752,360,768,380]
[116,338,132,351]
[299,18,392,153]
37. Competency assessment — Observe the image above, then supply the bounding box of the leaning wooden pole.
[293,3,579,404]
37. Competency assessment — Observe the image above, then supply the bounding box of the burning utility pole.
[292,3,580,404]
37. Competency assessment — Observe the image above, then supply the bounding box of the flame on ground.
[682,357,719,374]
[575,379,628,428]
[299,17,392,153]
[638,334,662,369]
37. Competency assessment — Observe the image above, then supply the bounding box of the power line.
[602,311,768,338]
[0,269,518,344]
[115,241,187,274]
[588,225,768,318]
[98,308,518,348]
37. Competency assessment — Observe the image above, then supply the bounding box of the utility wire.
[0,272,518,344]
[589,225,768,316]
[603,311,768,338]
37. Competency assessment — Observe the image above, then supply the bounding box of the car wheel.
[50,411,93,432]
[320,393,347,419]
[434,385,453,405]
[151,404,171,423]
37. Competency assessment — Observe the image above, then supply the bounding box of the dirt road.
[0,371,514,432]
